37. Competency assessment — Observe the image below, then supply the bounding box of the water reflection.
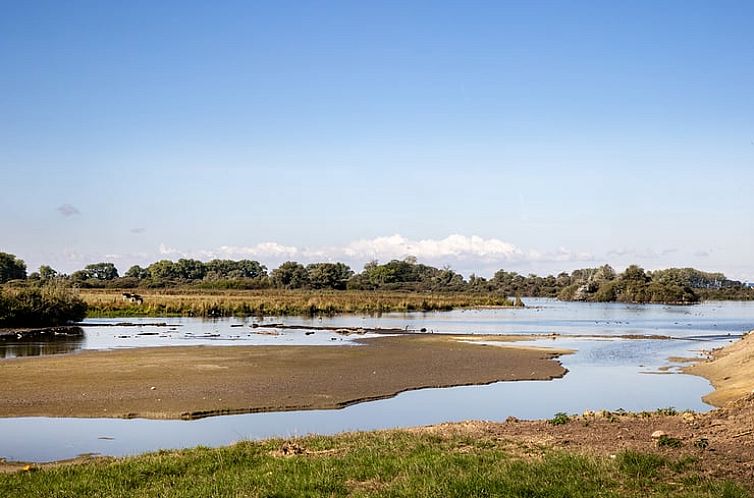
[1,299,753,358]
[0,328,84,358]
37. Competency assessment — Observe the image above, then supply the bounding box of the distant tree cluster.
[121,259,269,288]
[555,265,738,304]
[1,250,753,304]
[347,257,467,292]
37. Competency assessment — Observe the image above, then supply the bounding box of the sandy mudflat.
[684,331,754,407]
[0,335,567,420]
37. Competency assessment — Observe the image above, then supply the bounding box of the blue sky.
[1,1,753,279]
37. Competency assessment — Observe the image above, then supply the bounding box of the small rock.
[681,412,696,424]
[280,442,304,455]
[651,430,667,439]
[150,386,156,390]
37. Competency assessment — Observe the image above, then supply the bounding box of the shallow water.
[1,299,750,357]
[1,299,752,462]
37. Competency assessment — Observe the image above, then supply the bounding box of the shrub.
[0,281,87,327]
[548,412,570,425]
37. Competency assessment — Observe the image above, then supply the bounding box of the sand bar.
[0,335,566,420]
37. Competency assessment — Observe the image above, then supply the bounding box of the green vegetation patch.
[0,281,87,327]
[1,431,748,498]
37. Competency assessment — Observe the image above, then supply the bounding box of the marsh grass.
[81,289,514,318]
[1,431,748,497]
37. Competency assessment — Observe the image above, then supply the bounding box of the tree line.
[1,251,752,303]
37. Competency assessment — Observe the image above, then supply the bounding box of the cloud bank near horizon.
[156,234,596,273]
[20,233,746,281]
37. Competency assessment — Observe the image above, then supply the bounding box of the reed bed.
[81,289,514,318]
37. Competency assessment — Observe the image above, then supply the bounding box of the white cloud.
[607,247,679,259]
[216,243,299,259]
[153,235,594,274]
[342,234,524,261]
[159,243,180,256]
[158,242,299,261]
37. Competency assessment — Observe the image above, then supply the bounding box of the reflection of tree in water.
[0,327,84,358]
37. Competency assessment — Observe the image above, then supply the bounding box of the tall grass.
[81,289,514,318]
[0,431,748,497]
[0,281,87,327]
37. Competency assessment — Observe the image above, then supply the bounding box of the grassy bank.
[1,430,747,497]
[81,289,514,317]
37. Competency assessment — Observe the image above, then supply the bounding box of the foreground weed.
[618,450,667,480]
[548,412,570,425]
[657,435,683,449]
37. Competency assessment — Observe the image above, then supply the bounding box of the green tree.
[618,265,650,303]
[204,259,267,280]
[175,259,206,280]
[125,265,150,279]
[306,263,353,289]
[0,252,27,283]
[83,262,119,281]
[271,261,310,289]
[147,260,181,281]
[39,265,58,281]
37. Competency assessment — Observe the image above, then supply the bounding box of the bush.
[548,412,570,425]
[0,281,87,327]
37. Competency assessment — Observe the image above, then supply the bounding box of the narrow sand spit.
[0,335,567,420]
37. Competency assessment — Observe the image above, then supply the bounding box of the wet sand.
[0,335,567,420]
[685,331,754,407]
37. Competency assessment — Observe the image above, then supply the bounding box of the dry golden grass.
[81,289,514,317]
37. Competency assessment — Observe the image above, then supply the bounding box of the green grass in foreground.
[1,431,748,498]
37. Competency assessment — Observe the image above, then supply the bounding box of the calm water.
[1,299,753,462]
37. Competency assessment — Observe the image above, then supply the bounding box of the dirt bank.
[412,401,754,485]
[0,335,567,420]
[684,331,754,407]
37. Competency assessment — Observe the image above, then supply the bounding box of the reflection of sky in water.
[304,298,754,337]
[2,299,752,356]
[0,300,752,462]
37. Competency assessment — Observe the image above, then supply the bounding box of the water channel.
[1,299,752,462]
